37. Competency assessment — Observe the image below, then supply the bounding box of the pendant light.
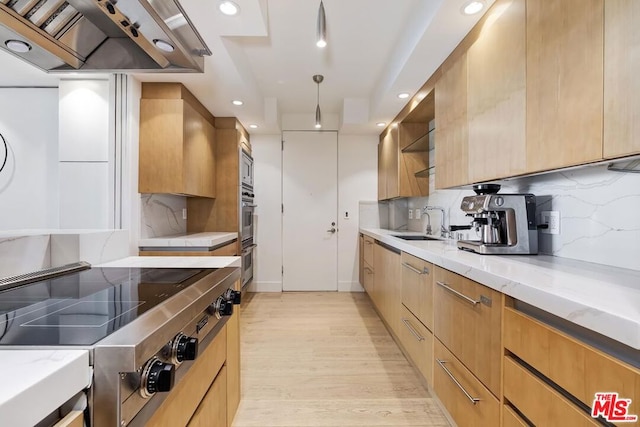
[313,74,324,129]
[316,1,327,48]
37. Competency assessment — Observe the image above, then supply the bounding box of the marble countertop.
[138,232,238,249]
[97,255,241,268]
[361,228,640,350]
[0,350,91,427]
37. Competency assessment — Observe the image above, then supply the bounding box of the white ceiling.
[0,0,492,134]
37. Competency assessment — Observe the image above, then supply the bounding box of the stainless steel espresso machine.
[457,184,538,255]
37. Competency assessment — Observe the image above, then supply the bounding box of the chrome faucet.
[423,206,448,237]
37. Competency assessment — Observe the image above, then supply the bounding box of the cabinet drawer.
[433,266,502,396]
[363,236,374,265]
[399,304,433,386]
[504,307,640,411]
[53,411,83,427]
[188,366,227,427]
[503,405,528,427]
[504,356,600,427]
[401,252,433,330]
[363,262,374,294]
[434,338,500,427]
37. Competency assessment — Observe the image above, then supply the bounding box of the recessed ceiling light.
[249,124,258,129]
[461,0,485,15]
[153,39,174,52]
[5,39,31,53]
[232,100,244,106]
[376,122,386,127]
[397,93,410,99]
[219,1,239,16]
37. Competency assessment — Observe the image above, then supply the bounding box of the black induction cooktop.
[0,267,210,346]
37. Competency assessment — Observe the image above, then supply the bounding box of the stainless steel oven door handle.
[242,244,257,254]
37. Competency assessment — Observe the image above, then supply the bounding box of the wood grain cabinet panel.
[502,405,528,427]
[435,53,468,189]
[503,307,640,415]
[188,366,227,427]
[604,0,640,158]
[504,356,600,427]
[398,304,434,386]
[372,242,401,336]
[400,252,433,331]
[226,282,241,426]
[526,0,604,172]
[139,83,216,198]
[467,0,526,182]
[433,266,502,396]
[53,411,83,427]
[433,338,500,427]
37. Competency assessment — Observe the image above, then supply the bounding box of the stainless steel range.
[0,262,240,427]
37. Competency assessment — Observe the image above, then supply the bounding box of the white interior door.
[282,131,338,291]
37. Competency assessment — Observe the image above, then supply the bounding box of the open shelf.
[401,128,435,153]
[415,166,435,178]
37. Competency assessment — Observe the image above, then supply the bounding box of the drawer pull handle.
[436,359,481,405]
[364,267,373,274]
[364,240,373,245]
[402,262,429,275]
[436,281,480,306]
[401,318,425,341]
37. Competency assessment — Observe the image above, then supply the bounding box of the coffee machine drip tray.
[458,239,526,255]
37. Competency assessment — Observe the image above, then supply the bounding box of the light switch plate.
[182,208,187,220]
[415,209,421,220]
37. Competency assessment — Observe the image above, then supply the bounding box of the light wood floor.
[232,292,450,427]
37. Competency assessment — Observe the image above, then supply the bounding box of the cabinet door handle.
[401,318,424,341]
[436,359,481,405]
[364,240,373,245]
[402,262,429,275]
[436,281,480,306]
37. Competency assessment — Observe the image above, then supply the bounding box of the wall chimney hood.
[0,0,211,73]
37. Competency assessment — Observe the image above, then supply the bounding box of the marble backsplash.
[140,194,187,238]
[399,164,640,271]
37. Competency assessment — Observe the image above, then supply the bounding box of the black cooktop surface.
[0,267,208,346]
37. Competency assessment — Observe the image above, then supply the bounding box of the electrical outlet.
[415,209,421,220]
[182,208,187,220]
[540,211,560,235]
[408,209,413,220]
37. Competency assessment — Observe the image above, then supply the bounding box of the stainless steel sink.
[392,235,439,241]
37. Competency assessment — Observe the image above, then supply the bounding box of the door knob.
[326,227,337,233]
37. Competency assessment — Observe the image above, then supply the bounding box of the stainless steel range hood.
[0,0,211,72]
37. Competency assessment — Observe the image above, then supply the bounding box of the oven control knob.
[140,357,175,398]
[207,296,233,319]
[171,333,199,364]
[224,289,242,305]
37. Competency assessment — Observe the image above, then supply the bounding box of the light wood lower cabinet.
[372,242,401,337]
[398,304,433,386]
[146,327,227,427]
[433,338,499,427]
[502,405,528,427]
[188,366,227,427]
[53,411,83,427]
[400,252,433,330]
[503,307,640,416]
[504,356,600,426]
[433,266,502,397]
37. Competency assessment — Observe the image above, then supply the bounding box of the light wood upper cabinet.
[467,0,526,183]
[604,0,640,158]
[435,53,469,189]
[526,0,604,172]
[139,83,216,198]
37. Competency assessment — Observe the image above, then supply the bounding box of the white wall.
[338,134,378,291]
[0,88,59,229]
[251,132,378,292]
[250,134,283,292]
[58,79,111,229]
